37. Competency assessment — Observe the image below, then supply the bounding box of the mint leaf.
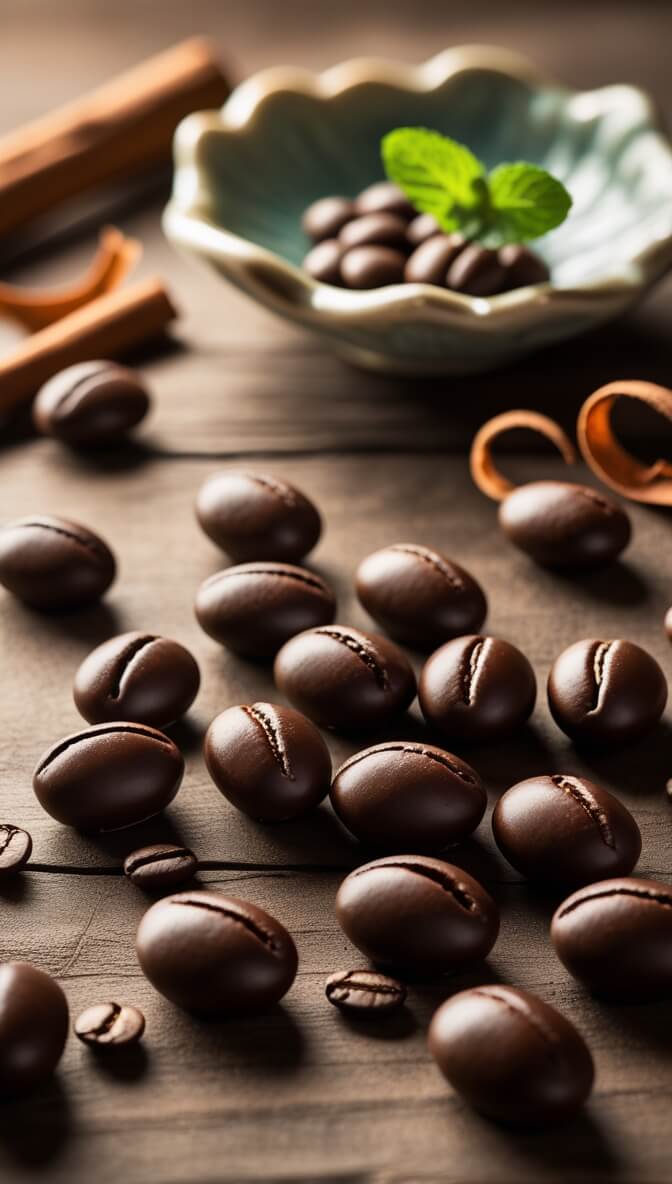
[486,163,572,245]
[381,128,486,232]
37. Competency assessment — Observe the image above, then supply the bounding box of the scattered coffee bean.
[551,876,672,1000]
[355,181,415,220]
[74,1002,145,1047]
[0,824,32,879]
[274,625,416,733]
[74,631,200,728]
[195,562,336,658]
[330,742,486,851]
[340,245,406,289]
[124,843,198,891]
[205,702,331,822]
[0,514,116,611]
[499,244,550,289]
[419,635,536,742]
[548,638,667,748]
[302,196,355,242]
[339,212,409,253]
[498,481,631,569]
[447,243,506,296]
[325,969,406,1014]
[428,984,594,1125]
[136,890,298,1012]
[195,471,322,563]
[492,775,641,888]
[355,543,487,649]
[335,855,499,972]
[0,962,69,1096]
[404,234,465,285]
[303,238,343,285]
[406,213,441,246]
[32,360,150,448]
[33,722,184,831]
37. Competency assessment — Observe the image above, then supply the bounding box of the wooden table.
[2,3,672,1182]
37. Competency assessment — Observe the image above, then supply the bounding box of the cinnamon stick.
[0,279,177,418]
[470,410,578,501]
[0,38,230,239]
[577,380,672,505]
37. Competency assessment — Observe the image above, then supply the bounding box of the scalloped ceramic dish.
[164,47,672,375]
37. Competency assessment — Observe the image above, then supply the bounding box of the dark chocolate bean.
[340,245,406,289]
[0,515,116,610]
[355,543,486,649]
[274,625,416,733]
[33,722,184,831]
[548,638,667,748]
[136,890,298,1012]
[302,196,355,242]
[419,635,536,743]
[74,631,200,728]
[0,962,69,1096]
[447,243,506,296]
[492,775,641,887]
[205,702,332,821]
[406,213,442,246]
[195,562,335,658]
[499,481,631,569]
[551,877,672,999]
[404,234,465,285]
[74,1002,145,1047]
[124,843,198,891]
[0,824,32,878]
[32,360,150,447]
[195,471,321,564]
[335,855,499,972]
[325,969,406,1013]
[498,244,550,289]
[429,985,594,1125]
[330,742,486,851]
[339,213,409,252]
[303,238,344,285]
[355,182,415,220]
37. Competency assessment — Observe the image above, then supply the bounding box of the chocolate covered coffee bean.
[124,844,198,892]
[74,632,200,728]
[447,244,506,296]
[551,877,672,1000]
[548,638,667,747]
[335,855,499,972]
[74,1002,145,1047]
[0,963,69,1096]
[205,703,331,822]
[195,562,335,658]
[0,824,32,879]
[429,985,593,1126]
[340,246,406,288]
[325,969,406,1014]
[339,212,409,252]
[355,543,486,649]
[330,742,486,851]
[196,471,321,563]
[498,244,550,289]
[404,234,465,285]
[274,625,416,733]
[33,360,150,447]
[419,635,536,742]
[354,181,415,220]
[499,481,631,569]
[406,213,441,246]
[302,196,355,242]
[33,723,184,831]
[136,891,298,1012]
[303,239,343,285]
[492,775,641,887]
[0,515,115,610]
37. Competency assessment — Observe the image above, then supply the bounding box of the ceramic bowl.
[164,46,672,375]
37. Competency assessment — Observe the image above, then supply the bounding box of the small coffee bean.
[447,243,506,296]
[428,985,594,1125]
[32,360,150,448]
[340,245,406,289]
[302,196,355,242]
[551,877,672,1000]
[335,855,499,972]
[74,632,200,728]
[274,625,416,733]
[339,213,409,252]
[0,962,69,1096]
[499,481,631,569]
[492,775,641,887]
[419,635,536,743]
[548,638,667,748]
[325,969,406,1013]
[195,471,321,564]
[355,543,487,649]
[303,239,344,285]
[0,824,32,879]
[404,234,465,286]
[33,722,184,831]
[406,213,442,246]
[0,515,116,611]
[355,181,415,220]
[124,843,198,891]
[74,1002,145,1047]
[195,562,336,658]
[136,890,298,1012]
[498,244,550,289]
[206,702,331,821]
[330,742,486,851]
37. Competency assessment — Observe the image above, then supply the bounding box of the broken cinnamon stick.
[577,380,672,504]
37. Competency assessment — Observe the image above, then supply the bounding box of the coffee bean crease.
[315,628,390,690]
[172,897,279,950]
[36,723,174,773]
[472,986,562,1052]
[354,859,479,913]
[19,521,107,561]
[462,636,486,705]
[242,703,295,780]
[337,742,477,784]
[390,544,464,588]
[107,634,156,700]
[550,775,616,848]
[558,885,672,918]
[247,473,298,507]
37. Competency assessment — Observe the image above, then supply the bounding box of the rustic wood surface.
[1,3,672,1182]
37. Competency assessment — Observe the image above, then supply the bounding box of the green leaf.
[486,162,572,245]
[381,127,486,232]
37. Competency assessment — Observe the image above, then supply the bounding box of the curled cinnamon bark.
[470,409,577,501]
[577,381,672,505]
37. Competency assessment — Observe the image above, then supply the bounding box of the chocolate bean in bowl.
[0,514,115,610]
[335,855,499,973]
[428,985,594,1126]
[195,471,321,564]
[136,891,298,1012]
[0,962,69,1096]
[419,635,536,743]
[33,360,150,448]
[74,631,200,728]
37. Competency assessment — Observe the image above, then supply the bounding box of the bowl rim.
[164,44,672,323]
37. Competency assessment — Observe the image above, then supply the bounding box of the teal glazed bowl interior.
[164,47,672,374]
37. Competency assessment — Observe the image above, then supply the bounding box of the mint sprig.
[381,127,571,247]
